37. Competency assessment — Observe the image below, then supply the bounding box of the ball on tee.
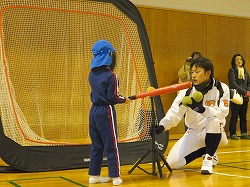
[193,91,203,102]
[182,96,192,106]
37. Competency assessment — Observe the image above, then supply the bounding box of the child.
[88,40,127,185]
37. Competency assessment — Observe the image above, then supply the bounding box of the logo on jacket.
[223,100,229,107]
[205,100,215,106]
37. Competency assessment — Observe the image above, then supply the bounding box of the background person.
[178,51,202,83]
[228,54,250,140]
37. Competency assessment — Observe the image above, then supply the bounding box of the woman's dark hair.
[191,51,202,58]
[190,57,214,78]
[231,54,245,67]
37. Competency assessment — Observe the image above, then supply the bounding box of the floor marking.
[60,176,87,187]
[183,168,250,179]
[217,150,250,154]
[0,176,88,187]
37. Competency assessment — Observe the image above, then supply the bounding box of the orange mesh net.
[0,0,155,146]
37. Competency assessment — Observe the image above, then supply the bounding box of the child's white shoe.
[112,177,123,186]
[89,176,110,184]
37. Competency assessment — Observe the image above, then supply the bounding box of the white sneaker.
[212,154,218,166]
[201,154,213,174]
[113,177,123,186]
[202,154,218,166]
[89,176,110,184]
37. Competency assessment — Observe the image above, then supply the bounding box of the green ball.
[193,91,203,102]
[182,96,192,106]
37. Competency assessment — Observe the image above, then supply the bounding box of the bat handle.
[128,95,136,100]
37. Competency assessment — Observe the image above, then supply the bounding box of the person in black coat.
[228,54,250,140]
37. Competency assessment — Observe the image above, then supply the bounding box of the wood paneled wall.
[137,7,250,134]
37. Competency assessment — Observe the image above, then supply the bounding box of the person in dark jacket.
[228,54,250,140]
[88,40,127,185]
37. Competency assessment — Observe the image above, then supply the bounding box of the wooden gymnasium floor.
[0,134,250,187]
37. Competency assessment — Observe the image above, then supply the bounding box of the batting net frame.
[0,0,168,171]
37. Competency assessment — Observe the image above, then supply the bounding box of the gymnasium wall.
[131,0,250,18]
[136,6,250,135]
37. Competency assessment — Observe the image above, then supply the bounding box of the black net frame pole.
[128,96,172,179]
